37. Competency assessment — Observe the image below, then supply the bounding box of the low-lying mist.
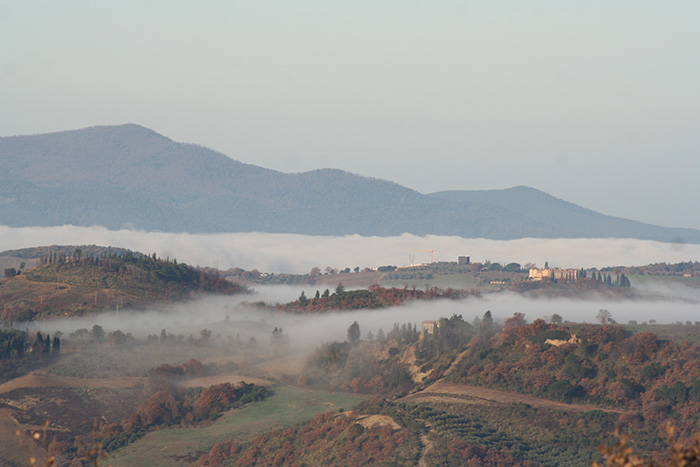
[7,224,700,371]
[24,283,700,356]
[1,225,698,273]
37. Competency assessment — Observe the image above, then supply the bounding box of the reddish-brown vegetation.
[192,410,420,467]
[99,359,269,452]
[277,284,477,312]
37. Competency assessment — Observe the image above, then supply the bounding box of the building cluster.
[421,320,439,335]
[528,268,580,281]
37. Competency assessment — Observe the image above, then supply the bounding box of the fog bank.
[1,225,698,273]
[25,286,700,352]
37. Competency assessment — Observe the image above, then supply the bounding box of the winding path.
[404,380,624,414]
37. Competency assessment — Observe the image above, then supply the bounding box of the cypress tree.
[43,334,51,353]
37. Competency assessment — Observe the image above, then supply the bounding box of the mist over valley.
[1,222,700,466]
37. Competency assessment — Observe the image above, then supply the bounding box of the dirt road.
[404,380,623,414]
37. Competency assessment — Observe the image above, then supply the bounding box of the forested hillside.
[188,314,700,466]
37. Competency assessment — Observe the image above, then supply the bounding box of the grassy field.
[629,274,700,288]
[108,385,366,467]
[380,273,494,290]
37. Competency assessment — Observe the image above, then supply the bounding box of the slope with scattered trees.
[0,248,247,320]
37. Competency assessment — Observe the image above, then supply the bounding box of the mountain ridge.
[1,124,698,243]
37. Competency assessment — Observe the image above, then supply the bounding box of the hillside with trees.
[0,248,247,320]
[277,284,478,313]
[185,314,700,466]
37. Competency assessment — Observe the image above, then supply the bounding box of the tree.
[43,334,51,354]
[4,268,17,278]
[91,324,105,341]
[298,291,309,306]
[480,311,494,337]
[347,321,361,343]
[504,312,526,330]
[376,328,386,342]
[110,330,127,346]
[619,273,631,288]
[597,309,613,325]
[551,313,563,324]
[271,327,284,341]
[335,283,345,294]
[504,262,521,272]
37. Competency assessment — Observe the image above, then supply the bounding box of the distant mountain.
[429,187,700,244]
[1,124,698,243]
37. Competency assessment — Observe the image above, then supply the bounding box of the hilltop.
[1,124,699,243]
[0,247,246,321]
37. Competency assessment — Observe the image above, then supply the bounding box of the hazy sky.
[2,2,699,229]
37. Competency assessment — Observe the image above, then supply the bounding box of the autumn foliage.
[449,318,700,441]
[192,410,420,467]
[278,284,478,312]
[99,359,269,452]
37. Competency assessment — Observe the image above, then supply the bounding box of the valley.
[1,245,700,466]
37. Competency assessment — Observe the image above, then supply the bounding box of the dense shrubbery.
[445,318,700,441]
[300,340,414,395]
[0,329,27,359]
[98,359,270,452]
[415,314,476,363]
[279,284,478,312]
[192,409,420,467]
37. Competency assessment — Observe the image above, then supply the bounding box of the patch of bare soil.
[0,408,47,467]
[442,347,470,377]
[0,371,143,395]
[355,414,401,430]
[418,433,435,467]
[253,354,308,379]
[400,347,431,384]
[404,380,624,414]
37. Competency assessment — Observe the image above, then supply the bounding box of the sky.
[2,1,699,229]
